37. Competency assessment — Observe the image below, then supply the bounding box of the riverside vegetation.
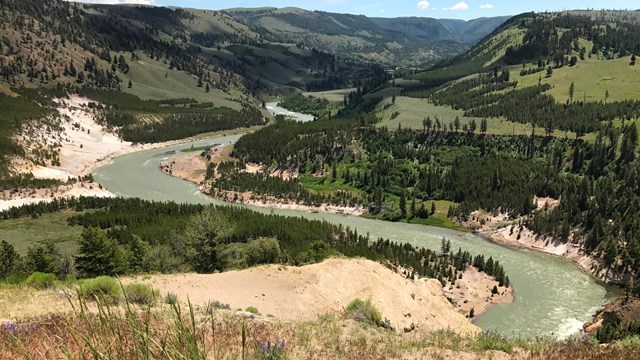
[0,196,508,288]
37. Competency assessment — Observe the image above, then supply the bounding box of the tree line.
[0,197,508,290]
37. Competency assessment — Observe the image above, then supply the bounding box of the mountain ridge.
[225,7,510,67]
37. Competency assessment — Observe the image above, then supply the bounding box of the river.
[93,102,615,339]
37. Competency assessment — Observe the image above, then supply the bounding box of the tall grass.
[2,291,640,359]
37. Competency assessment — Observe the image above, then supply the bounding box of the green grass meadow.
[0,211,82,255]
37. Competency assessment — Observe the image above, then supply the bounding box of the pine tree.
[569,82,575,103]
[0,240,21,280]
[431,201,436,215]
[75,227,128,278]
[182,208,233,273]
[400,189,407,217]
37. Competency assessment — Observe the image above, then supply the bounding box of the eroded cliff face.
[585,296,640,333]
[129,258,481,335]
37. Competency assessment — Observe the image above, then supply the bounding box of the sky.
[76,1,640,20]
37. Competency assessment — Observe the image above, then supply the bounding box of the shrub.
[25,272,57,289]
[345,298,382,326]
[307,240,334,263]
[6,273,28,285]
[245,237,281,266]
[207,300,231,313]
[123,283,158,305]
[165,292,178,305]
[77,276,121,305]
[245,306,261,315]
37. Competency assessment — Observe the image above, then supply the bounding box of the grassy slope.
[513,56,640,103]
[184,8,258,37]
[374,96,584,139]
[121,53,243,110]
[0,211,82,255]
[403,17,639,141]
[405,200,465,231]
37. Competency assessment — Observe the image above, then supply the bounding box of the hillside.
[0,0,384,183]
[226,7,509,67]
[409,10,640,88]
[371,16,511,45]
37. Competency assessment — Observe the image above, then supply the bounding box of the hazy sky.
[78,1,640,20]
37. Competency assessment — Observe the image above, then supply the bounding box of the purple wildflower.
[279,339,286,351]
[12,324,18,334]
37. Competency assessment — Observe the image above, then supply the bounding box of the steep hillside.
[226,7,508,67]
[0,0,383,182]
[410,11,640,88]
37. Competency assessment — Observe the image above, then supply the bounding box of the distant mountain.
[370,16,511,44]
[225,7,509,67]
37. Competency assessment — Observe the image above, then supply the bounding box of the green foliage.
[278,94,330,118]
[473,331,513,353]
[165,292,178,305]
[235,121,565,218]
[245,306,261,315]
[0,92,55,179]
[84,89,267,144]
[24,272,57,289]
[244,238,282,266]
[307,240,335,263]
[77,276,122,304]
[596,321,640,343]
[181,208,234,273]
[75,227,129,278]
[0,174,62,191]
[0,240,22,280]
[207,300,230,311]
[123,283,158,305]
[2,196,508,286]
[25,242,61,275]
[345,298,382,326]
